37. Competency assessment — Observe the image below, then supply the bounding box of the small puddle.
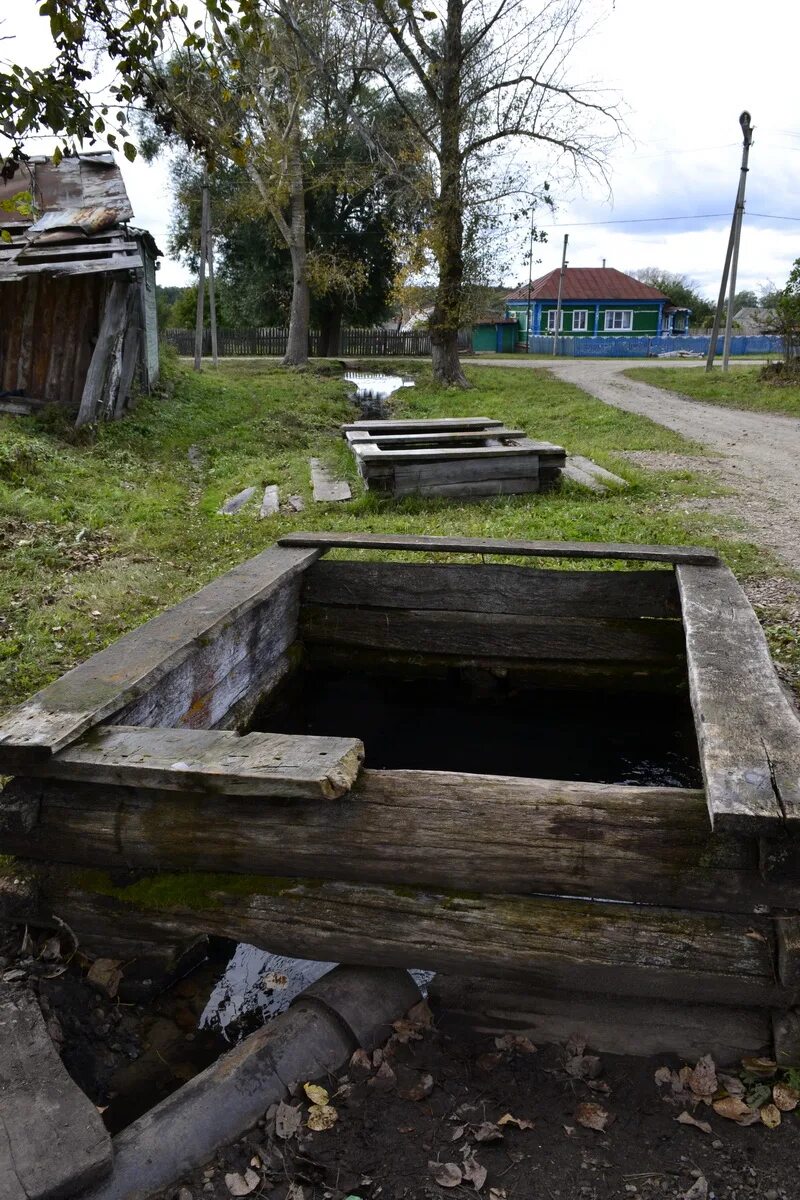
[344,371,415,418]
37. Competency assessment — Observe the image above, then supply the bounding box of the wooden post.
[206,185,218,368]
[706,112,753,372]
[193,166,210,372]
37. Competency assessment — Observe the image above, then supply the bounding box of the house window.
[605,310,633,331]
[571,310,588,332]
[546,310,563,331]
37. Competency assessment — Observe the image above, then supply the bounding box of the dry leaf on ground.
[497,1113,535,1130]
[275,1101,302,1140]
[718,1073,745,1097]
[494,1033,537,1054]
[307,1103,338,1132]
[349,1048,372,1074]
[565,1033,587,1058]
[676,1111,712,1135]
[303,1083,329,1106]
[773,1081,800,1111]
[575,1102,614,1132]
[473,1122,503,1143]
[392,1018,425,1044]
[688,1055,718,1102]
[741,1056,777,1077]
[225,1170,260,1196]
[399,1071,434,1101]
[462,1152,487,1190]
[489,1191,507,1200]
[760,1103,782,1128]
[476,1053,502,1072]
[654,1066,673,1087]
[429,1162,462,1188]
[368,1062,397,1090]
[566,1053,602,1080]
[712,1096,759,1125]
[286,1186,306,1200]
[407,999,434,1028]
[682,1178,708,1200]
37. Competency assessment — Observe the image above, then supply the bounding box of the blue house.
[504,266,691,341]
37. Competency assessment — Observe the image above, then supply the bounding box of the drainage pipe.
[81,965,420,1200]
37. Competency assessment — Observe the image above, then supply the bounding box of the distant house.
[733,306,778,336]
[0,153,161,426]
[504,267,691,340]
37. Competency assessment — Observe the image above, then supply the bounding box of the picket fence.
[163,327,471,357]
[527,334,785,358]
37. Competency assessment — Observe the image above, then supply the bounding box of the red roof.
[505,267,669,304]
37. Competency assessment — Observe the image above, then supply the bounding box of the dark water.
[253,665,702,788]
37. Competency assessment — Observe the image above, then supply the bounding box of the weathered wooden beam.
[0,544,318,766]
[340,418,504,433]
[9,867,786,1009]
[677,563,800,833]
[19,725,363,799]
[309,458,351,502]
[75,278,130,427]
[302,561,680,620]
[300,605,685,662]
[354,443,542,463]
[0,769,783,912]
[279,531,720,565]
[0,988,112,1199]
[347,428,527,446]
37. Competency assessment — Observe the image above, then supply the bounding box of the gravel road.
[481,358,800,570]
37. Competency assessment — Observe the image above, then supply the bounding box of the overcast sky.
[5,0,799,297]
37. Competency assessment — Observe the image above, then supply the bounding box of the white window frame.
[604,309,633,331]
[571,309,588,332]
[546,309,563,332]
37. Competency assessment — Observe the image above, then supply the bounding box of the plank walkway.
[309,459,351,502]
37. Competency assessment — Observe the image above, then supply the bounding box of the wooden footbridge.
[2,533,800,1065]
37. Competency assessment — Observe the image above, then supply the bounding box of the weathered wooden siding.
[0,274,104,406]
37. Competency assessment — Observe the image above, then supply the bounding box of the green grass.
[625,364,800,417]
[0,353,774,711]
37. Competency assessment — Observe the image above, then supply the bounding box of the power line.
[535,211,800,229]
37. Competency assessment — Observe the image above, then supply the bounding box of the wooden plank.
[259,485,280,517]
[309,458,351,502]
[279,531,720,565]
[22,870,784,1008]
[392,477,541,499]
[349,429,527,447]
[300,605,685,662]
[0,989,112,1199]
[389,454,539,485]
[562,460,607,493]
[75,278,128,426]
[218,486,257,515]
[341,418,504,433]
[2,768,781,912]
[0,544,318,766]
[431,975,772,1061]
[354,443,541,463]
[24,725,363,799]
[677,563,800,832]
[570,454,629,488]
[302,561,681,619]
[1,255,141,282]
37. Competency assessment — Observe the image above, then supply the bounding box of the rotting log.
[430,975,772,1062]
[677,563,800,833]
[0,544,318,767]
[300,605,685,663]
[279,530,720,565]
[0,988,113,1199]
[1,770,784,912]
[3,866,790,1010]
[301,561,681,620]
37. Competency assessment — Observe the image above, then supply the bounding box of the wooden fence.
[163,327,472,358]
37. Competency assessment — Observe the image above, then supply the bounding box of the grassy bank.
[625,364,800,417]
[0,356,769,710]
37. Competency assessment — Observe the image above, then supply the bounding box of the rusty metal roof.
[505,268,670,304]
[0,153,149,281]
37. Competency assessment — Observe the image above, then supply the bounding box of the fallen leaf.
[399,1071,434,1101]
[586,1079,611,1095]
[575,1102,613,1132]
[497,1113,535,1130]
[407,999,434,1028]
[372,1048,383,1067]
[225,1169,259,1196]
[676,1111,712,1135]
[760,1102,782,1128]
[488,1191,507,1200]
[286,1186,306,1200]
[563,1125,574,1136]
[688,1055,718,1101]
[741,1056,777,1077]
[307,1103,338,1131]
[718,1073,745,1097]
[712,1096,759,1125]
[473,1121,503,1143]
[451,1125,466,1141]
[565,1032,587,1058]
[39,935,62,962]
[86,958,123,999]
[303,1083,330,1106]
[428,1161,462,1188]
[462,1152,487,1190]
[682,1178,708,1200]
[368,1062,396,1090]
[566,1054,602,1080]
[654,1066,673,1086]
[495,1033,537,1054]
[392,1018,424,1044]
[476,1053,501,1072]
[773,1081,800,1111]
[275,1101,302,1140]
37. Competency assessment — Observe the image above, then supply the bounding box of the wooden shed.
[0,152,161,426]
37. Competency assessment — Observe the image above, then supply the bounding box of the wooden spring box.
[2,532,800,1059]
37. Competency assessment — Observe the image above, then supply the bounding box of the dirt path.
[481,358,800,571]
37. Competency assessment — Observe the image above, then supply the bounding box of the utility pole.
[193,167,210,372]
[706,111,754,372]
[552,234,569,356]
[207,198,219,368]
[525,206,535,353]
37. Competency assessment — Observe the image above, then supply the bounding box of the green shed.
[471,318,519,353]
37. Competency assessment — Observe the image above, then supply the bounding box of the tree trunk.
[282,119,310,368]
[319,305,343,357]
[429,0,469,388]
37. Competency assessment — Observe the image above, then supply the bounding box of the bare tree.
[357,0,619,384]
